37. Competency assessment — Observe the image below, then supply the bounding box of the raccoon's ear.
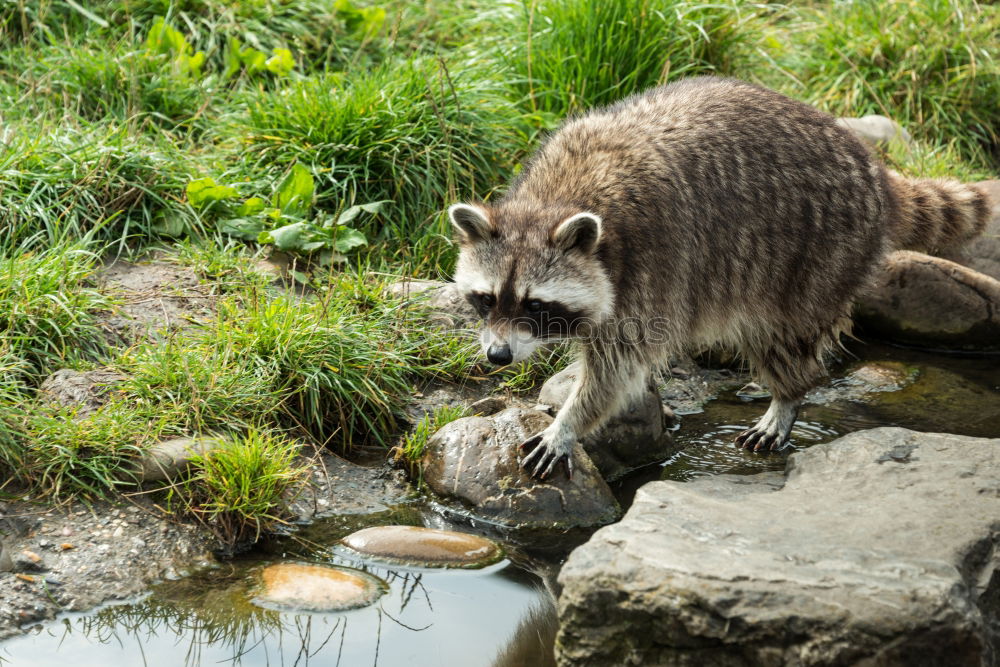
[552,212,602,254]
[449,204,493,244]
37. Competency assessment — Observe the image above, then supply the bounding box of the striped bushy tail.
[886,171,991,253]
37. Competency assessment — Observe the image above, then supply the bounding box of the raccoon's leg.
[520,347,639,480]
[735,338,825,452]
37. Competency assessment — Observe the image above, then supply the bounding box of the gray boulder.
[836,115,913,147]
[422,408,620,530]
[557,428,1000,666]
[857,250,1000,351]
[539,362,679,481]
[135,436,228,483]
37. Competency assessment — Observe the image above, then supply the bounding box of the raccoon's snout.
[486,343,513,366]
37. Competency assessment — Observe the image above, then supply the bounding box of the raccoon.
[448,77,991,479]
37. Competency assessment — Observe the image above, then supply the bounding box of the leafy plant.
[187,165,381,264]
[224,38,295,79]
[144,17,206,78]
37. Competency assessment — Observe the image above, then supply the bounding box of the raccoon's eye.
[481,294,496,308]
[525,299,544,313]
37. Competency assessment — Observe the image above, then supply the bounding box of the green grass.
[507,0,762,117]
[0,123,199,251]
[0,399,178,498]
[0,243,110,383]
[178,428,307,552]
[770,0,1000,170]
[390,404,468,478]
[231,57,529,272]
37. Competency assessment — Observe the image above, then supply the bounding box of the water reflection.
[1,548,557,667]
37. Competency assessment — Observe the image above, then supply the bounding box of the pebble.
[341,526,503,568]
[253,563,385,613]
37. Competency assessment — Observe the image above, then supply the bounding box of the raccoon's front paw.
[519,426,575,480]
[734,399,798,452]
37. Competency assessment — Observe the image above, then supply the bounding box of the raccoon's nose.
[487,343,513,366]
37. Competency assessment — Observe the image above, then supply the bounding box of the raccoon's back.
[512,77,890,327]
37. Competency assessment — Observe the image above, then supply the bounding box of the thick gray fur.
[449,77,991,478]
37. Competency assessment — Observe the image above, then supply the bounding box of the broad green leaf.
[186,178,239,207]
[273,164,314,217]
[334,226,367,253]
[218,218,265,241]
[224,37,243,79]
[265,48,295,76]
[240,46,267,73]
[236,197,265,216]
[335,199,390,226]
[259,222,309,251]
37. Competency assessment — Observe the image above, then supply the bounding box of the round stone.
[341,526,503,568]
[252,562,385,612]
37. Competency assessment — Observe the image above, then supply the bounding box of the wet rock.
[469,396,507,416]
[136,436,228,482]
[806,361,918,404]
[856,250,1000,351]
[836,115,913,147]
[735,381,769,400]
[539,362,680,480]
[557,428,1000,666]
[39,369,126,418]
[252,562,385,613]
[387,279,478,329]
[422,408,620,530]
[341,526,503,568]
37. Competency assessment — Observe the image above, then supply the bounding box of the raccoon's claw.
[734,427,784,452]
[519,434,574,481]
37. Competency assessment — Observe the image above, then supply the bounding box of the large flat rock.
[557,428,1000,666]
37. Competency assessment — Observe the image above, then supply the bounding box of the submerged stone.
[341,526,503,568]
[252,563,384,613]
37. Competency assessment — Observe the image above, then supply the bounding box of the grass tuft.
[508,0,761,117]
[0,243,110,383]
[178,428,307,554]
[774,0,1000,169]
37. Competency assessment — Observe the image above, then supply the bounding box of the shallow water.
[661,341,1000,482]
[0,506,556,667]
[2,340,997,666]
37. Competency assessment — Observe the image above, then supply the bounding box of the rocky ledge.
[557,428,1000,666]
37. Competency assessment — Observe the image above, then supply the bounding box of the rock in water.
[557,428,1000,666]
[252,563,385,612]
[341,526,503,568]
[538,362,679,481]
[857,250,1000,351]
[422,408,620,529]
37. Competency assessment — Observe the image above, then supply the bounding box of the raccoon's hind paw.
[734,399,799,453]
[519,432,574,481]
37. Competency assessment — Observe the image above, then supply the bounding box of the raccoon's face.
[448,202,615,366]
